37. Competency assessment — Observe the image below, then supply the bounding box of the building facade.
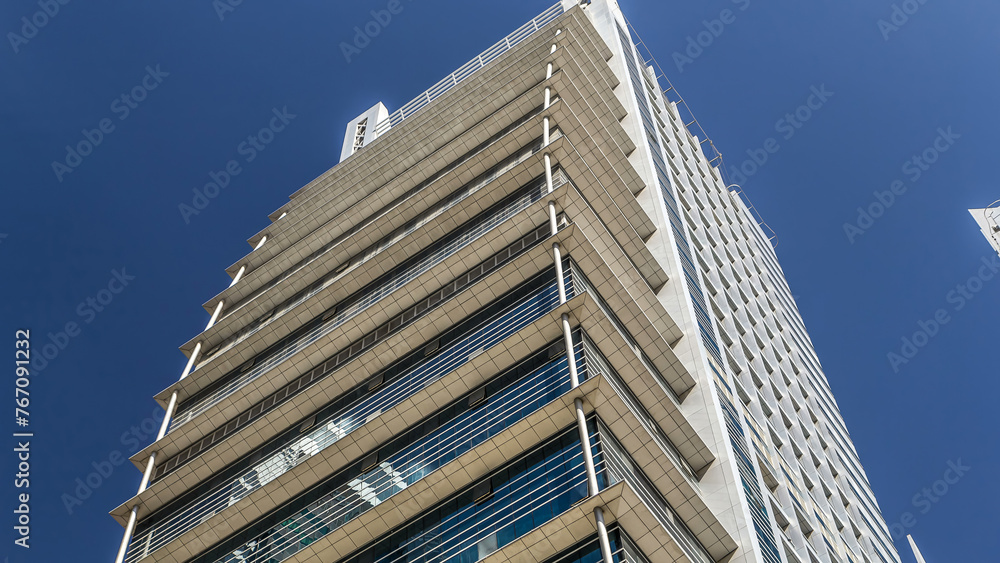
[969,203,1000,256]
[112,2,901,563]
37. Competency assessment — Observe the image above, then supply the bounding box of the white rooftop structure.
[969,202,1000,255]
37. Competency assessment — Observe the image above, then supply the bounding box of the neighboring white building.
[969,203,1000,255]
[112,2,901,563]
[907,535,928,563]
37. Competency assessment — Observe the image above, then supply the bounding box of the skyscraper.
[112,2,901,562]
[969,203,1000,256]
[906,536,928,563]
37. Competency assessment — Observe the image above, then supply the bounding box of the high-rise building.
[111,2,901,563]
[906,536,928,563]
[969,203,1000,256]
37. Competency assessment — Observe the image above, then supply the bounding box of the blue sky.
[0,0,996,561]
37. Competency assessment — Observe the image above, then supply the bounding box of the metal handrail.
[986,199,1000,231]
[203,434,592,563]
[173,173,567,430]
[373,2,565,136]
[128,344,578,562]
[594,426,714,563]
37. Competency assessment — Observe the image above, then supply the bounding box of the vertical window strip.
[618,21,776,563]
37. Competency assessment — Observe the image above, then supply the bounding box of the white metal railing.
[127,350,574,562]
[198,430,590,563]
[545,531,652,563]
[218,111,555,326]
[581,336,697,481]
[172,173,564,431]
[373,2,565,136]
[195,134,558,371]
[594,425,714,563]
[984,200,1000,243]
[377,447,591,563]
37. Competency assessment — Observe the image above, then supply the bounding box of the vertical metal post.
[576,398,599,495]
[543,38,557,199]
[562,274,599,500]
[554,244,567,304]
[153,337,201,447]
[206,300,225,330]
[551,19,599,536]
[544,154,554,193]
[114,506,139,563]
[253,235,268,251]
[118,234,228,561]
[156,392,177,440]
[138,452,157,493]
[229,265,246,288]
[562,314,578,385]
[595,507,615,563]
[180,341,201,381]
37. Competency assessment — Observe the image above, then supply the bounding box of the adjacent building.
[969,204,1000,256]
[906,536,928,563]
[112,2,901,563]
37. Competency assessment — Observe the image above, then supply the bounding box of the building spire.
[907,535,928,563]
